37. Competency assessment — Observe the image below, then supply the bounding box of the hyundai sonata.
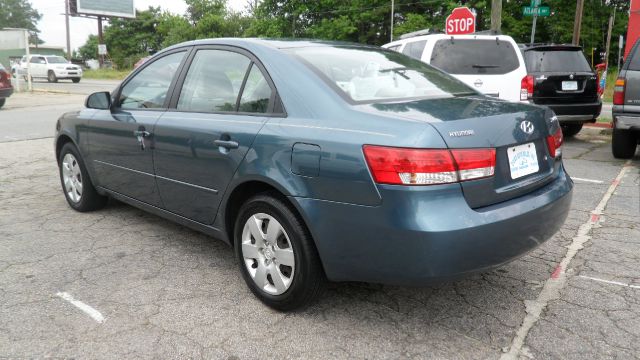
[55,39,573,310]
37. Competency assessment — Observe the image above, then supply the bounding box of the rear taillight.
[546,127,563,158]
[363,145,495,185]
[613,78,625,105]
[521,75,534,101]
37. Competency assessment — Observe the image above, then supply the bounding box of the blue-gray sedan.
[54,39,573,310]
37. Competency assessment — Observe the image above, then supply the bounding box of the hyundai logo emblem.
[520,120,535,135]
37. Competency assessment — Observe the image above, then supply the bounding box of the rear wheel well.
[56,135,73,162]
[225,181,293,247]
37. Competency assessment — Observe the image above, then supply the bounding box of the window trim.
[167,44,286,118]
[112,46,193,112]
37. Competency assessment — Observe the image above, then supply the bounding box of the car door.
[152,47,278,224]
[30,56,46,78]
[89,49,189,206]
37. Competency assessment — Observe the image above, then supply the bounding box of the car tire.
[47,71,58,83]
[72,78,81,83]
[561,123,583,137]
[58,142,108,212]
[234,193,325,311]
[612,129,638,159]
[0,98,5,109]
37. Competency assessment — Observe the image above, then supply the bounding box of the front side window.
[289,46,474,103]
[430,39,520,75]
[119,51,185,109]
[177,49,251,112]
[30,57,45,64]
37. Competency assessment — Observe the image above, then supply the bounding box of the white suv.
[383,32,527,102]
[16,55,83,83]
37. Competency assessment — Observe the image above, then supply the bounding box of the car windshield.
[288,46,475,103]
[46,56,68,64]
[430,39,520,75]
[523,49,592,72]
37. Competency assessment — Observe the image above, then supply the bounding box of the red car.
[0,64,13,109]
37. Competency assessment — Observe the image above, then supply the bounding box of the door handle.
[214,139,239,149]
[133,130,151,150]
[133,130,151,138]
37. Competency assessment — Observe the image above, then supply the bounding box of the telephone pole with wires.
[572,0,585,45]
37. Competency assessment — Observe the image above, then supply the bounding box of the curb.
[31,88,71,95]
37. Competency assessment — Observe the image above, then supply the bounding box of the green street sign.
[523,6,550,17]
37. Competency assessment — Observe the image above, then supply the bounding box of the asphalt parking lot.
[0,92,638,359]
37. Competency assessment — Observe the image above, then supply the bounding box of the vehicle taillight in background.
[520,75,534,101]
[546,127,564,158]
[363,145,496,186]
[613,78,626,105]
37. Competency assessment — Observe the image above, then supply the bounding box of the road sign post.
[445,7,476,35]
[522,2,551,44]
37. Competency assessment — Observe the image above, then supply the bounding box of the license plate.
[562,81,578,91]
[508,142,539,179]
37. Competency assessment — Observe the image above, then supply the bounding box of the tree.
[78,34,98,60]
[0,0,41,32]
[103,7,164,68]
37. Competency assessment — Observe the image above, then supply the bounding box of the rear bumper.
[534,101,601,123]
[0,87,13,98]
[613,112,640,130]
[293,166,573,285]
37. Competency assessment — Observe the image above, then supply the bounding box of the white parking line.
[56,292,105,323]
[572,177,605,184]
[579,275,640,289]
[501,160,632,360]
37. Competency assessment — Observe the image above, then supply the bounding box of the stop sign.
[445,7,476,35]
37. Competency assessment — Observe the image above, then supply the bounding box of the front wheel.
[234,193,325,311]
[612,129,638,159]
[561,123,583,137]
[58,143,108,211]
[0,98,5,109]
[47,71,58,83]
[72,78,81,83]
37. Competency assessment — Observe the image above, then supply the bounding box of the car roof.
[162,38,381,53]
[520,44,583,52]
[384,33,517,47]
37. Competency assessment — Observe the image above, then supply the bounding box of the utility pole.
[604,11,615,70]
[97,16,104,68]
[65,0,71,60]
[490,0,502,32]
[390,0,395,42]
[572,0,585,45]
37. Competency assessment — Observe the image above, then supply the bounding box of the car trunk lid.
[358,96,559,208]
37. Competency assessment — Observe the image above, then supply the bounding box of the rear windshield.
[288,46,475,103]
[430,39,520,75]
[523,49,592,72]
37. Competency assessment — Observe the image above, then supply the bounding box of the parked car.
[611,39,640,158]
[15,55,83,83]
[0,63,13,109]
[520,44,602,137]
[55,39,573,310]
[383,31,528,102]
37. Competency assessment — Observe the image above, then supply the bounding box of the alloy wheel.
[241,213,295,295]
[61,153,83,203]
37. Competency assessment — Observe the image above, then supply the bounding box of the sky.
[30,0,247,52]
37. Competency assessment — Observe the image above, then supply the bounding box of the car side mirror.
[86,91,111,110]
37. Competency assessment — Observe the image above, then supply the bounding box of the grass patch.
[83,69,131,80]
[597,117,612,124]
[602,68,618,104]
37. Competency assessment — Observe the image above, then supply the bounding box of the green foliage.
[0,0,41,32]
[77,0,629,70]
[78,34,98,60]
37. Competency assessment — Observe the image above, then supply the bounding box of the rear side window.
[523,50,592,72]
[238,64,272,113]
[430,39,519,75]
[627,42,640,71]
[402,40,427,60]
[177,50,251,112]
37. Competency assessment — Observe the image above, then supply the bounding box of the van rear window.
[523,49,592,72]
[430,39,520,75]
